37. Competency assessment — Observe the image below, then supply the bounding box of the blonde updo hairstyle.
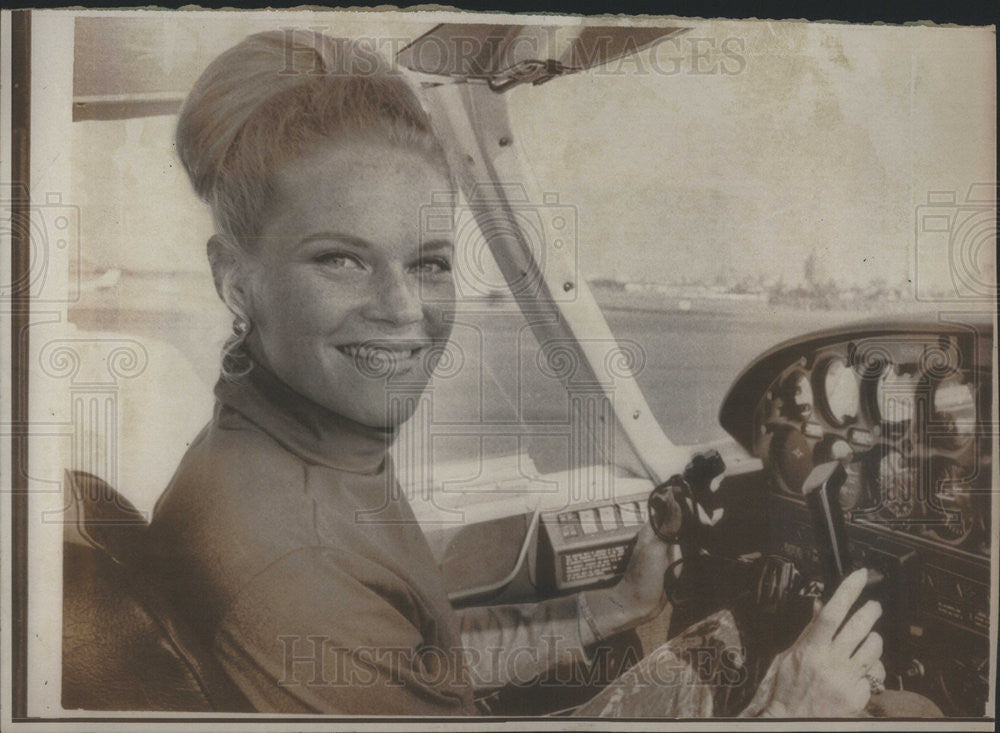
[176,30,451,377]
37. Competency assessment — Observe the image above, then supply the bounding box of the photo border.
[3,4,997,730]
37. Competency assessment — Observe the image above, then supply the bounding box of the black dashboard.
[719,314,994,715]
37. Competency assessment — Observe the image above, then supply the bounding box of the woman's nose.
[368,268,423,326]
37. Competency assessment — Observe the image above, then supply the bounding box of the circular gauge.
[874,365,917,425]
[781,371,814,421]
[875,449,917,519]
[819,358,860,426]
[921,460,976,546]
[770,427,814,494]
[932,375,976,448]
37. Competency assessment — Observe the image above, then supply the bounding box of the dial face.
[933,375,976,441]
[772,427,814,494]
[784,372,814,420]
[875,366,917,424]
[822,358,859,426]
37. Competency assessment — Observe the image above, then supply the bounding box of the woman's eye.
[412,257,453,275]
[313,252,366,270]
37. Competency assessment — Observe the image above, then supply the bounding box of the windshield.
[506,21,994,444]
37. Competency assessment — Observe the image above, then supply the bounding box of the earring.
[221,315,255,379]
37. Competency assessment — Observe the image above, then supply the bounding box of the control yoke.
[647,449,727,548]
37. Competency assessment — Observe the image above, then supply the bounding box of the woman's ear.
[206,235,250,317]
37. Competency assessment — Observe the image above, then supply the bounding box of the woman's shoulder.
[147,410,319,589]
[161,408,310,508]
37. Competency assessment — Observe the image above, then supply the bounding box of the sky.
[508,21,995,294]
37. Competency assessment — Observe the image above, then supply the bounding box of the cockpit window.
[504,21,994,443]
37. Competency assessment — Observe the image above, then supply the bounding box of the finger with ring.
[864,671,886,695]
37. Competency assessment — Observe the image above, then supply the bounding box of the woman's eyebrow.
[297,232,371,249]
[420,239,454,252]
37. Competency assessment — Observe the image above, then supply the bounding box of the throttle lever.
[802,461,884,601]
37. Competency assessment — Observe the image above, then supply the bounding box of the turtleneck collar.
[214,362,394,475]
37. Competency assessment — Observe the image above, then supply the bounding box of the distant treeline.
[587,278,911,310]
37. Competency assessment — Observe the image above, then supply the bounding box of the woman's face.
[242,138,455,428]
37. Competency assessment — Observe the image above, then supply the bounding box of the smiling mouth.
[335,343,427,361]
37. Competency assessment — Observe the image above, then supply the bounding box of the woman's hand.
[581,523,682,640]
[755,568,884,718]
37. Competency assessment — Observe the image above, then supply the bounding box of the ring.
[865,672,886,695]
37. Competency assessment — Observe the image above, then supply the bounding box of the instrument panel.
[752,332,991,556]
[719,318,994,714]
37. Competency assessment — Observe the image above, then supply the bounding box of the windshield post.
[416,80,691,485]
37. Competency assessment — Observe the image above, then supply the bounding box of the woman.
[148,28,914,717]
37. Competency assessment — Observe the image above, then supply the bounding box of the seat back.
[62,470,251,712]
